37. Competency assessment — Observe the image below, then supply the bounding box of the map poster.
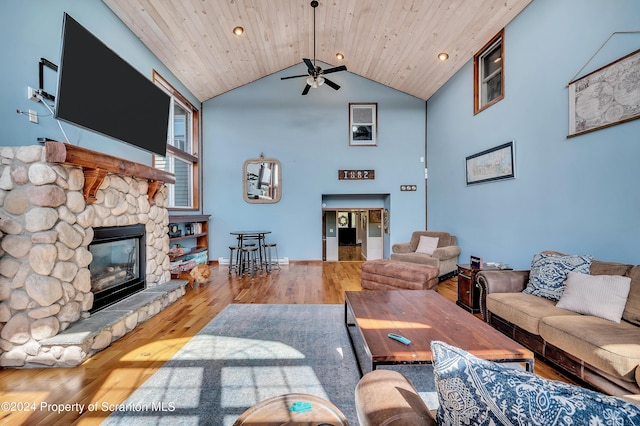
[466,141,515,185]
[568,49,640,137]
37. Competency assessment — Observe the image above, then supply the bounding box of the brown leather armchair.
[390,231,460,279]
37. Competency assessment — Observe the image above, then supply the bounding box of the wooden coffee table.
[345,290,534,375]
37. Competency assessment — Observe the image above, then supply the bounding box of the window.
[349,103,377,146]
[474,30,504,114]
[153,71,199,209]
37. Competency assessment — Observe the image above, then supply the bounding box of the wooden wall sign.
[338,170,375,180]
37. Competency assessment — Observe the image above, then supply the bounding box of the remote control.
[387,333,411,345]
[289,401,312,413]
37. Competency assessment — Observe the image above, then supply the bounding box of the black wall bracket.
[38,57,58,102]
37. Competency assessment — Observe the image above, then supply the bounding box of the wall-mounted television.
[55,13,170,157]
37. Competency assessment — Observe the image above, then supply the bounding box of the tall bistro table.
[345,289,534,376]
[230,231,271,272]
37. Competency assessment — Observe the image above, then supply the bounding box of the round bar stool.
[243,237,264,271]
[228,245,239,275]
[240,246,259,278]
[263,242,280,272]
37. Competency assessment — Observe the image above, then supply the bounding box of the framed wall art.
[568,49,640,137]
[349,103,377,146]
[369,209,382,223]
[466,141,515,185]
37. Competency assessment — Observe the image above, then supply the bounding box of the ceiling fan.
[280,0,347,95]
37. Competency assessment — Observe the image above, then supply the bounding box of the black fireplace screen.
[90,238,139,293]
[89,224,146,313]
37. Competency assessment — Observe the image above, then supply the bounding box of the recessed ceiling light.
[336,53,345,60]
[233,26,244,36]
[438,52,449,61]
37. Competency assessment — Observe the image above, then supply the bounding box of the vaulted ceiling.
[103,0,531,102]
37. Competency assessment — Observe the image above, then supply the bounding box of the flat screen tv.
[55,13,170,157]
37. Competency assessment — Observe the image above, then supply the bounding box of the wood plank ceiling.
[103,0,532,102]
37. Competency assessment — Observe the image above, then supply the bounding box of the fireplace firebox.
[89,224,146,313]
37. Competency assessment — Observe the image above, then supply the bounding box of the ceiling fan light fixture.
[307,77,318,89]
[232,26,244,36]
[280,0,347,95]
[438,52,449,61]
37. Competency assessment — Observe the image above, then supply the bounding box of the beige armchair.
[390,231,460,279]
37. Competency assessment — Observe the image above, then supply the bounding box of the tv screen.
[55,13,170,157]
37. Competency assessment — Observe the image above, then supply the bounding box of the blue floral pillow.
[522,253,593,301]
[431,341,640,426]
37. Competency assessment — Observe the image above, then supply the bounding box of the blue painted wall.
[0,1,197,164]
[202,66,426,260]
[7,1,635,267]
[427,0,640,269]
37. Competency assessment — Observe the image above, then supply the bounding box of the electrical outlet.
[27,86,40,102]
[28,110,38,124]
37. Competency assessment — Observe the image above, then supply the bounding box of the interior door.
[322,211,326,261]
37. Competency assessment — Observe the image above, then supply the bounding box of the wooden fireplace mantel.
[45,142,175,204]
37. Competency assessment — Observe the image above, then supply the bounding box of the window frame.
[152,70,200,211]
[474,30,504,114]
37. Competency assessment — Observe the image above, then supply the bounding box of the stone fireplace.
[0,143,187,367]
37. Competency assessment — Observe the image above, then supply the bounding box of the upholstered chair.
[390,231,460,279]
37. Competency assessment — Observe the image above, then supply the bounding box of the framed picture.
[466,141,515,185]
[369,209,382,223]
[349,103,377,146]
[568,49,640,137]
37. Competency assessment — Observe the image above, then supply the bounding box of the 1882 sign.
[338,170,375,180]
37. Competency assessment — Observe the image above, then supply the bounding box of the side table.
[456,263,500,314]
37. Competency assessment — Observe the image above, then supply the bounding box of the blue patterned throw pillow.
[522,252,593,301]
[431,341,640,426]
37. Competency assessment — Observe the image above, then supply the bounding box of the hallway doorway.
[322,209,384,261]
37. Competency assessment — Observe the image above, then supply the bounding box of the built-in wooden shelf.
[44,141,175,204]
[168,214,211,279]
[169,246,208,263]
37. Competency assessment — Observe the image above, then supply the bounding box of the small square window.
[474,30,504,114]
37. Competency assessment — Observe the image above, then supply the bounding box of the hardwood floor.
[0,261,578,425]
[339,244,366,261]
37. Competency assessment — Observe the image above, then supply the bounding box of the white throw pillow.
[415,236,439,255]
[556,272,631,323]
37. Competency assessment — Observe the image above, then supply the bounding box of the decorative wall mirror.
[243,154,282,203]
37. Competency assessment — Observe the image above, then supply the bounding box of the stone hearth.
[0,144,186,367]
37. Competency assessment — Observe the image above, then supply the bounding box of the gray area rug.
[102,303,438,425]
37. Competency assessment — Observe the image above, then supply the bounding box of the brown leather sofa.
[355,369,436,425]
[477,259,640,399]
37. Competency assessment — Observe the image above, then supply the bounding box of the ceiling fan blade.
[303,58,315,73]
[302,84,311,95]
[322,65,347,75]
[323,78,340,90]
[281,74,309,80]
